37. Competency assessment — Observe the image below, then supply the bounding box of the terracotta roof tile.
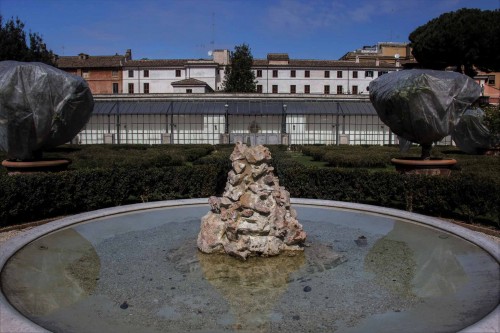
[171,78,209,86]
[56,55,126,68]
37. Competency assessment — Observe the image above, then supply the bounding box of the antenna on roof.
[211,12,215,52]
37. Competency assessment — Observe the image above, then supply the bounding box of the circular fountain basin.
[1,199,498,333]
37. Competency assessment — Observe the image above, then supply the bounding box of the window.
[256,69,262,77]
[290,85,296,94]
[378,71,388,77]
[352,85,358,94]
[144,70,149,78]
[82,69,89,78]
[272,85,278,93]
[324,85,330,94]
[488,76,495,85]
[128,70,134,78]
[291,70,296,78]
[273,70,278,78]
[337,71,342,78]
[365,71,374,78]
[143,83,149,94]
[112,83,118,94]
[305,70,310,78]
[175,69,181,77]
[336,85,343,94]
[186,89,193,94]
[352,71,358,78]
[304,85,310,94]
[112,70,118,77]
[324,71,330,78]
[257,85,263,93]
[128,83,134,94]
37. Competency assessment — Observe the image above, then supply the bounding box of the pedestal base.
[391,158,457,176]
[2,159,71,174]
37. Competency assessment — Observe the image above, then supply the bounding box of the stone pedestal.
[391,158,457,176]
[2,159,71,174]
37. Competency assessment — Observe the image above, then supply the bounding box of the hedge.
[0,165,226,227]
[0,145,498,229]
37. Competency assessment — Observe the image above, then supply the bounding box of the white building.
[122,50,399,95]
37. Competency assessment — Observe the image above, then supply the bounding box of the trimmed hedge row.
[0,165,225,226]
[274,164,499,226]
[1,144,498,229]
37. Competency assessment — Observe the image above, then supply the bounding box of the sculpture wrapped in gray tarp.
[369,69,480,157]
[452,108,491,154]
[0,61,94,160]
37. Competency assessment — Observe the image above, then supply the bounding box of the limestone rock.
[197,142,307,260]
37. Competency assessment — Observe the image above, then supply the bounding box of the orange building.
[56,49,131,95]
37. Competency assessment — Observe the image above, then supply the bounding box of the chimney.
[355,56,359,63]
[375,58,380,67]
[396,60,400,67]
[125,49,132,61]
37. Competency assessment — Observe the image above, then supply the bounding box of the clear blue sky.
[0,0,498,60]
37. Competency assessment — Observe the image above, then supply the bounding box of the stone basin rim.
[0,198,498,333]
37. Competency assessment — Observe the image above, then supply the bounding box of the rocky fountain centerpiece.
[197,142,307,260]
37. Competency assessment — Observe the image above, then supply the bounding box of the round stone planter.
[391,158,457,176]
[2,159,71,174]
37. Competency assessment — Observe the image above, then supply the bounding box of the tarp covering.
[452,108,491,154]
[0,61,94,160]
[369,69,480,146]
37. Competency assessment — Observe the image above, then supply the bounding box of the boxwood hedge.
[0,144,498,229]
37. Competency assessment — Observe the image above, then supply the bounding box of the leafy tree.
[0,15,55,65]
[222,44,257,92]
[409,8,500,77]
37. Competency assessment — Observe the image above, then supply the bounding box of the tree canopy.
[409,8,500,76]
[222,44,257,93]
[0,15,55,65]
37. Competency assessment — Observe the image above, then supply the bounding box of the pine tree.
[0,15,55,65]
[222,44,257,92]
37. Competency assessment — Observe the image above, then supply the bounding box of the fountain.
[0,144,498,332]
[198,143,307,259]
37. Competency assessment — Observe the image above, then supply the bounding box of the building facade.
[56,50,131,94]
[57,48,401,97]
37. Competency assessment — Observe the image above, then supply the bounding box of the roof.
[171,78,210,86]
[123,59,217,68]
[92,100,377,116]
[267,53,290,61]
[56,55,127,69]
[253,59,398,69]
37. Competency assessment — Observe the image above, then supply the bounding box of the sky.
[0,0,498,61]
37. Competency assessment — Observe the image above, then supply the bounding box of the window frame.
[304,85,310,94]
[291,70,296,78]
[324,71,330,78]
[290,85,296,94]
[175,69,181,77]
[305,70,310,78]
[143,82,149,94]
[128,83,134,94]
[272,85,278,93]
[337,71,342,78]
[272,70,278,78]
[128,70,134,78]
[324,85,330,94]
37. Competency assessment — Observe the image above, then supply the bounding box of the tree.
[222,44,257,92]
[409,8,500,77]
[0,15,55,65]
